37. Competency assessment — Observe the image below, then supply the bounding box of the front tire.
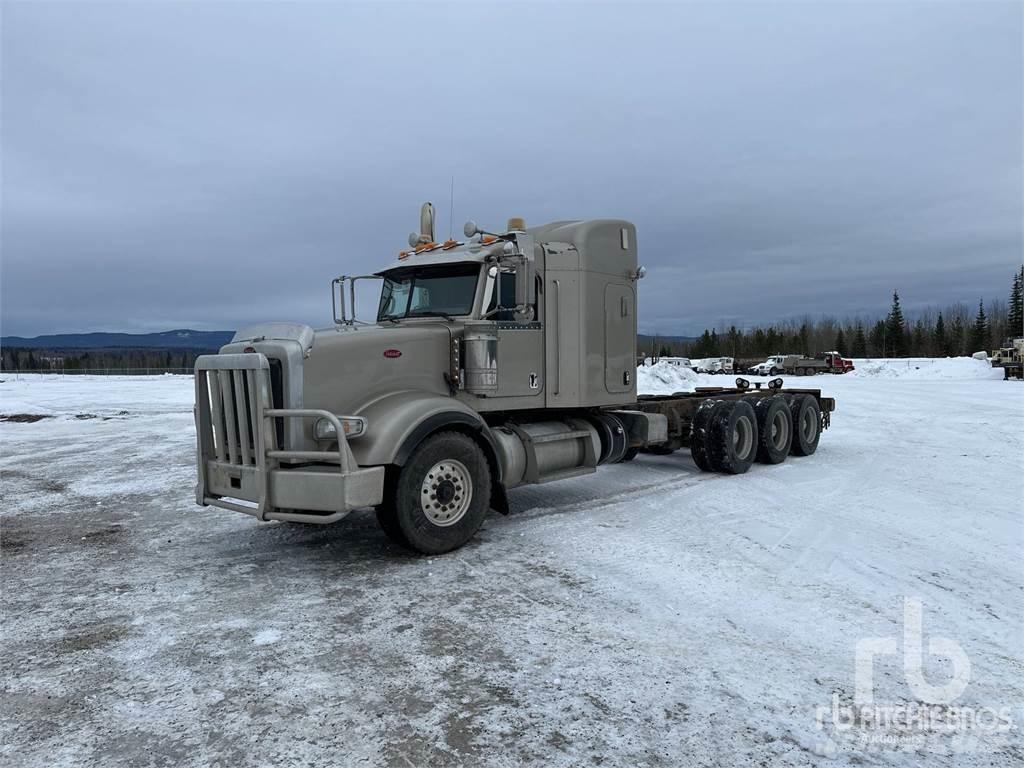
[377,431,492,554]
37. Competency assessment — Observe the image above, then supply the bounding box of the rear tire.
[753,396,792,464]
[382,431,491,554]
[789,395,822,456]
[707,400,758,474]
[690,400,727,471]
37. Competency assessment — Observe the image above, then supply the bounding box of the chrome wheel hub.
[771,410,790,451]
[801,409,817,442]
[421,459,472,527]
[732,416,753,458]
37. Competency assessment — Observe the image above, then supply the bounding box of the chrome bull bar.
[194,353,383,523]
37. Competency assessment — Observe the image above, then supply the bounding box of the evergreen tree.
[869,320,886,357]
[691,329,714,358]
[834,328,847,356]
[852,323,868,357]
[934,313,947,357]
[885,291,908,357]
[752,328,767,356]
[1008,266,1024,339]
[950,314,965,356]
[726,326,741,357]
[969,299,989,353]
[912,322,926,357]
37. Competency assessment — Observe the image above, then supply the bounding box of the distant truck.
[751,356,787,376]
[780,352,854,376]
[642,356,694,369]
[991,338,1023,380]
[749,353,852,376]
[664,357,694,369]
[695,357,734,374]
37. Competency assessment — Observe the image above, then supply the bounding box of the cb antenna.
[448,176,455,241]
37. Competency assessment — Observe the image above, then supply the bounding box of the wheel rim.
[771,409,790,451]
[420,459,472,527]
[800,409,817,443]
[732,415,754,459]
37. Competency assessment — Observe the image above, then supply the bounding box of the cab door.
[605,283,636,394]
[491,266,544,398]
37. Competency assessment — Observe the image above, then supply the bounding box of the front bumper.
[194,353,384,524]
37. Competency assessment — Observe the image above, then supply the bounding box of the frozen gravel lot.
[2,364,1022,766]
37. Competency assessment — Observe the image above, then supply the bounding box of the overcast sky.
[2,1,1021,337]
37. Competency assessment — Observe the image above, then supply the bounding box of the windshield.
[377,263,479,321]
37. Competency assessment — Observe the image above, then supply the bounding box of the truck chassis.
[196,357,834,530]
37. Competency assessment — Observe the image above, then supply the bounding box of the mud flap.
[491,483,510,516]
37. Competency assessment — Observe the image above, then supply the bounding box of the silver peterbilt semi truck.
[194,204,835,553]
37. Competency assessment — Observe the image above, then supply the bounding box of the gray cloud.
[2,2,1021,336]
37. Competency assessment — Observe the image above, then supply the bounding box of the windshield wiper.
[408,310,456,321]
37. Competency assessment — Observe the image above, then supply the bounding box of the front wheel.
[376,431,492,554]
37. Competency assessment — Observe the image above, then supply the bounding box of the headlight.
[314,416,366,440]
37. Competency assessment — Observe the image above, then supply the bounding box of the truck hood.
[303,323,453,417]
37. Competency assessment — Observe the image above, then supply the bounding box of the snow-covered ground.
[2,362,1022,766]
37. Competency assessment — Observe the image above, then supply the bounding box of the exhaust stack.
[408,202,436,247]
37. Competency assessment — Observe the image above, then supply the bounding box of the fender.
[351,391,497,477]
[392,411,501,476]
[351,391,509,514]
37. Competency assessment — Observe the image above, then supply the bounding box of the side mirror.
[515,257,536,318]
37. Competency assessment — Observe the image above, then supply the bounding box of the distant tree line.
[0,347,212,372]
[7,268,1024,371]
[651,266,1024,361]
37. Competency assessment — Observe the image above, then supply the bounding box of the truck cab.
[194,206,647,553]
[818,351,855,373]
[752,356,786,376]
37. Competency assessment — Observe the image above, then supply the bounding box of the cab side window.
[487,269,539,322]
[493,271,518,320]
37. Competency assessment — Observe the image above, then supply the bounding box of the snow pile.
[849,356,1001,380]
[636,361,699,395]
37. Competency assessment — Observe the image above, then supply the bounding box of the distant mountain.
[638,333,699,344]
[1,329,235,350]
[4,328,692,351]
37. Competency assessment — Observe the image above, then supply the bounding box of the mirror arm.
[333,274,383,326]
